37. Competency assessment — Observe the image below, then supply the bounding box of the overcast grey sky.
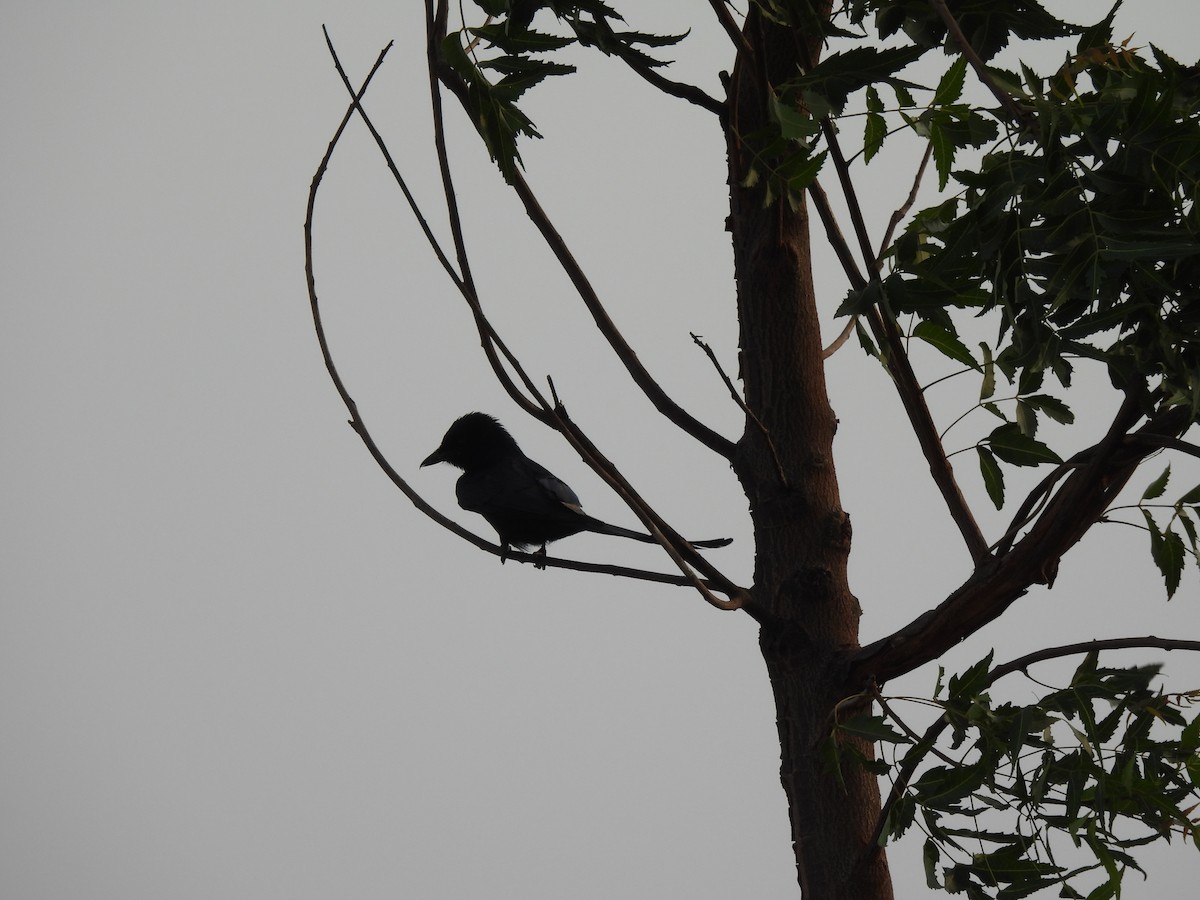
[3,2,1199,898]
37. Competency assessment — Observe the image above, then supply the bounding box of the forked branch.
[852,401,1194,685]
[811,121,990,564]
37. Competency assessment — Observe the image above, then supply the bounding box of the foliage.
[854,650,1200,899]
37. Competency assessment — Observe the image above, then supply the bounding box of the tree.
[305,1,1200,896]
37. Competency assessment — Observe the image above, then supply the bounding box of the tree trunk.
[725,9,893,897]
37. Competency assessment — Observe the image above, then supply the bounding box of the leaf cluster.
[888,41,1200,406]
[834,33,1200,514]
[868,651,1200,899]
[1115,464,1200,598]
[440,1,687,181]
[846,0,1080,63]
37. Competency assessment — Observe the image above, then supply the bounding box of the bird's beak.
[420,448,444,468]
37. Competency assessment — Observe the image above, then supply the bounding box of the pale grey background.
[3,2,1198,897]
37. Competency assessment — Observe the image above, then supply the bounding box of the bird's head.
[421,412,521,471]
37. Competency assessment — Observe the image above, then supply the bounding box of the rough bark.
[725,8,893,897]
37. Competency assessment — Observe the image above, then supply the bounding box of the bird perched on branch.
[421,412,731,564]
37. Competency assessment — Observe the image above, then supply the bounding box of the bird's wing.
[457,456,583,519]
[528,462,584,514]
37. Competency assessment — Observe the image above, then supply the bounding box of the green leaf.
[468,24,575,54]
[769,91,820,142]
[923,838,941,888]
[928,117,954,190]
[783,44,925,113]
[949,651,995,701]
[1177,483,1200,505]
[977,446,1005,509]
[1142,465,1171,501]
[783,149,828,195]
[912,320,979,369]
[987,424,1063,466]
[1015,399,1037,438]
[1144,510,1186,598]
[980,343,996,401]
[864,86,887,163]
[934,55,968,106]
[1021,394,1075,425]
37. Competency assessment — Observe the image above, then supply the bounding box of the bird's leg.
[533,544,548,570]
[500,542,511,564]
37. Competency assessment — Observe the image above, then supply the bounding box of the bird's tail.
[584,517,732,549]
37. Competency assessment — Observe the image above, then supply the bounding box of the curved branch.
[548,404,751,611]
[870,635,1200,847]
[877,141,933,262]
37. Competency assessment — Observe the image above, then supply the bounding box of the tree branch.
[690,332,788,487]
[708,0,751,56]
[615,53,725,116]
[852,401,1194,685]
[819,122,991,564]
[1124,432,1200,460]
[877,142,933,263]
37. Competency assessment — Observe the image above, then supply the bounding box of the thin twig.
[808,177,869,291]
[708,0,751,56]
[876,142,933,264]
[690,332,789,487]
[822,315,858,360]
[617,55,725,116]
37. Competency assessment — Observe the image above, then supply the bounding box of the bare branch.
[708,0,751,56]
[504,168,739,459]
[1125,432,1200,460]
[548,403,751,611]
[818,121,991,564]
[691,332,788,487]
[807,177,869,292]
[616,54,725,116]
[822,315,858,359]
[876,142,933,263]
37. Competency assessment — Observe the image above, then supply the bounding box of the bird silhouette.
[421,412,730,564]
